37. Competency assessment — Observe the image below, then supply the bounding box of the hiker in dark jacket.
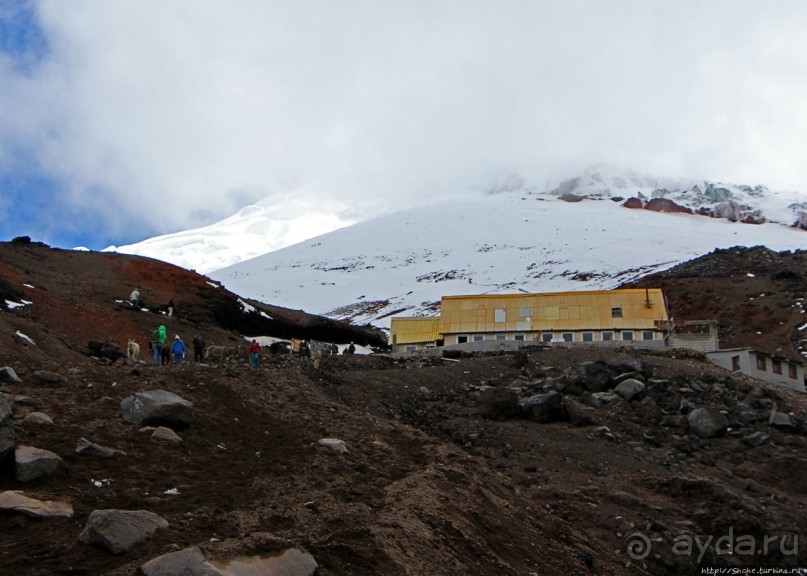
[299,340,311,368]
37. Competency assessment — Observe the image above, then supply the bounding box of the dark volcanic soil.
[0,242,806,575]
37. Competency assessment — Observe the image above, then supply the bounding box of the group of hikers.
[145,326,357,369]
[135,287,359,369]
[148,325,193,366]
[129,287,174,317]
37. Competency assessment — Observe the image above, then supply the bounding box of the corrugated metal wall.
[389,317,440,344]
[438,289,668,334]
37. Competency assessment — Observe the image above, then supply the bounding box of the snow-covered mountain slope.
[548,167,807,226]
[104,186,358,274]
[209,186,805,328]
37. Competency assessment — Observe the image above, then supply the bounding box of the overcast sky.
[2,0,807,249]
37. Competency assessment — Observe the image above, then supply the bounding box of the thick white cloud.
[3,0,807,245]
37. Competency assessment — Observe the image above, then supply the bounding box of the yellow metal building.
[389,317,441,352]
[390,289,670,351]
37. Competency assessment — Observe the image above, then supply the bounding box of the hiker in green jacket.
[151,325,167,365]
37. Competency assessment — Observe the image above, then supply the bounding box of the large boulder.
[120,390,193,428]
[768,410,794,430]
[687,407,729,439]
[0,367,23,383]
[88,340,126,362]
[22,412,54,427]
[614,378,646,402]
[521,391,565,423]
[0,491,73,518]
[562,397,594,427]
[141,546,225,576]
[476,387,521,421]
[568,361,611,393]
[75,438,123,458]
[15,445,63,482]
[31,370,65,383]
[209,548,319,576]
[79,509,168,554]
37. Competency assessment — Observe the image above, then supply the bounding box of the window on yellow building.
[495,308,506,322]
[611,306,623,318]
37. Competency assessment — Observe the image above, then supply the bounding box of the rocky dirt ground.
[0,242,806,575]
[1,346,806,575]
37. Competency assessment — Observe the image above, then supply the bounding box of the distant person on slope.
[249,339,261,368]
[299,340,311,368]
[172,335,186,366]
[167,299,175,317]
[130,288,140,308]
[151,324,167,365]
[193,335,206,363]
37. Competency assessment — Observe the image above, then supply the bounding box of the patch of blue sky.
[0,0,50,73]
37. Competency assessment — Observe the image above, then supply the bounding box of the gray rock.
[606,353,644,374]
[6,393,36,406]
[769,411,794,430]
[318,438,348,453]
[687,407,729,439]
[151,427,183,446]
[612,371,646,385]
[76,437,122,458]
[742,432,771,447]
[88,340,126,362]
[476,387,520,421]
[120,390,193,428]
[22,412,54,427]
[0,490,73,518]
[0,367,22,383]
[521,390,564,423]
[209,548,319,576]
[80,509,168,554]
[141,546,225,576]
[614,378,645,402]
[562,397,594,427]
[31,370,65,383]
[15,445,63,482]
[569,362,611,392]
[589,392,619,407]
[0,394,14,462]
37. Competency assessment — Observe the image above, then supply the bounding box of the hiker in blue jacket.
[171,335,186,366]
